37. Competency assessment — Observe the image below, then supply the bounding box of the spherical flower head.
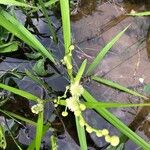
[105,135,111,143]
[79,103,86,111]
[66,97,79,112]
[110,136,120,147]
[96,131,102,137]
[86,126,93,133]
[102,129,109,135]
[31,103,43,114]
[62,111,68,117]
[70,83,84,97]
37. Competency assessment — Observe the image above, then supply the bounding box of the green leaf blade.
[0,10,55,63]
[92,76,147,99]
[86,25,130,75]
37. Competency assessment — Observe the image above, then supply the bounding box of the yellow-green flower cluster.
[78,115,120,147]
[31,99,44,114]
[61,82,85,117]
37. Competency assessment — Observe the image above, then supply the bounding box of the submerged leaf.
[33,59,48,76]
[0,41,19,53]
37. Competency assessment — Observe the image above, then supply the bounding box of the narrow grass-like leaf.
[0,42,19,53]
[0,9,55,63]
[0,124,6,150]
[50,135,58,150]
[25,69,52,93]
[75,59,87,83]
[0,109,36,126]
[129,11,150,16]
[82,89,150,150]
[92,76,147,99]
[35,111,44,150]
[86,25,130,75]
[0,83,38,101]
[84,101,150,108]
[0,0,36,8]
[38,0,57,43]
[29,0,58,14]
[59,0,71,54]
[75,116,87,150]
[27,124,49,150]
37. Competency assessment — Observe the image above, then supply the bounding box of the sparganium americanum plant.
[0,0,150,150]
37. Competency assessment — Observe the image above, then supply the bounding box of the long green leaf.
[0,83,38,101]
[86,25,130,75]
[0,109,36,126]
[129,11,150,16]
[75,116,87,150]
[84,101,150,108]
[27,124,49,150]
[59,0,71,55]
[0,9,55,63]
[35,111,44,150]
[82,89,150,150]
[38,0,57,43]
[75,59,87,83]
[92,76,147,99]
[0,0,36,8]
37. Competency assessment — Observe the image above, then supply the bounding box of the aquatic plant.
[0,0,150,150]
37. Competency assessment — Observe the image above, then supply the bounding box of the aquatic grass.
[86,25,130,76]
[75,116,87,150]
[35,111,44,150]
[82,89,150,150]
[75,59,87,83]
[0,0,36,8]
[28,0,59,14]
[84,101,150,108]
[38,0,57,43]
[0,9,55,63]
[0,109,36,126]
[92,76,148,99]
[128,11,150,16]
[0,83,38,101]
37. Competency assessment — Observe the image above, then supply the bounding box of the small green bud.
[62,111,68,117]
[69,45,75,51]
